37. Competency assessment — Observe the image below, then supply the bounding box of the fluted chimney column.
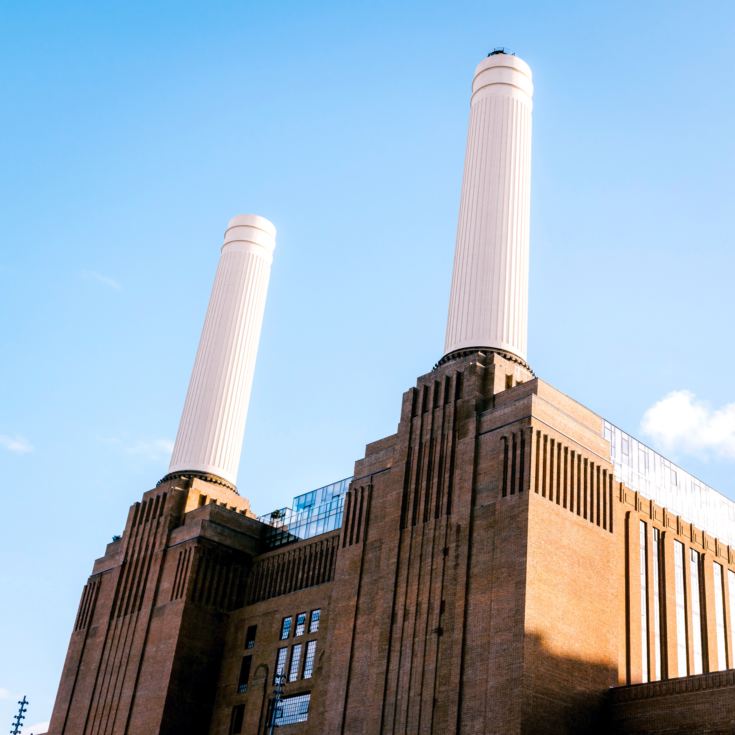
[167,214,276,489]
[444,51,533,363]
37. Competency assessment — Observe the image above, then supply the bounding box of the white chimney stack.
[444,51,533,363]
[168,214,276,489]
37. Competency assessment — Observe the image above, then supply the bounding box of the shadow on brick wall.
[522,631,616,735]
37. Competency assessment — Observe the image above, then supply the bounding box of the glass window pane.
[639,521,649,682]
[651,528,662,681]
[690,549,703,675]
[295,612,306,637]
[275,647,288,677]
[675,541,687,677]
[714,562,727,670]
[230,704,245,734]
[289,644,303,682]
[237,655,252,693]
[273,693,311,726]
[309,609,321,633]
[729,570,735,667]
[303,640,317,679]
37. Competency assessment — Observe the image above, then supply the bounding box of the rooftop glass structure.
[259,424,735,550]
[603,420,735,547]
[259,477,352,548]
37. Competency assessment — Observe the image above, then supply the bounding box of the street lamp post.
[267,673,286,735]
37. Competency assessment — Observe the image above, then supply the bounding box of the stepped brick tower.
[47,52,735,735]
[48,215,276,734]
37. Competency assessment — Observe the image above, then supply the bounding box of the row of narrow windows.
[236,611,320,692]
[533,431,613,532]
[276,639,318,682]
[280,609,320,639]
[235,640,317,697]
[638,520,735,681]
[229,610,320,732]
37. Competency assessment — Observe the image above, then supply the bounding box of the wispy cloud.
[0,434,33,454]
[641,390,735,460]
[0,687,11,700]
[21,721,50,735]
[101,437,174,461]
[80,269,122,291]
[124,438,174,460]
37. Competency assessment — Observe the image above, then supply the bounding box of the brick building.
[47,52,735,734]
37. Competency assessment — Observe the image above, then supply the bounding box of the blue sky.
[2,0,734,729]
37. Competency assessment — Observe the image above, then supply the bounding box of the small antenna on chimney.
[488,47,515,56]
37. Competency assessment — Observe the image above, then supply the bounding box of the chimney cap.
[488,47,514,57]
[226,214,277,238]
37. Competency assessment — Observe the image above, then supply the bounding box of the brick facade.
[47,351,735,734]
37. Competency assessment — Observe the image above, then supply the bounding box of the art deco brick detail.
[189,544,248,611]
[342,484,372,547]
[500,428,529,497]
[169,546,194,602]
[246,533,339,604]
[111,492,167,619]
[533,430,614,532]
[400,371,461,529]
[73,578,100,632]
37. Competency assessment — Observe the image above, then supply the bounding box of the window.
[273,693,311,726]
[237,655,252,693]
[639,521,649,682]
[280,616,292,640]
[295,612,306,637]
[651,528,662,681]
[294,491,316,511]
[303,640,317,679]
[309,609,321,633]
[729,570,735,667]
[690,549,703,675]
[245,624,257,649]
[714,562,727,670]
[275,647,288,677]
[674,540,688,677]
[289,643,302,682]
[229,704,245,734]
